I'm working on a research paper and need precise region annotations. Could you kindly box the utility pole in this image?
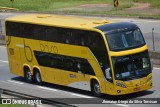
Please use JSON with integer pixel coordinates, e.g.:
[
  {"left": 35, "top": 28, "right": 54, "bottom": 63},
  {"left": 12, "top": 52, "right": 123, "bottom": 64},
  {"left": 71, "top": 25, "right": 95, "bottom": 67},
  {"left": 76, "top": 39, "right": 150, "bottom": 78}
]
[
  {"left": 10, "top": 0, "right": 14, "bottom": 8},
  {"left": 152, "top": 28, "right": 155, "bottom": 51}
]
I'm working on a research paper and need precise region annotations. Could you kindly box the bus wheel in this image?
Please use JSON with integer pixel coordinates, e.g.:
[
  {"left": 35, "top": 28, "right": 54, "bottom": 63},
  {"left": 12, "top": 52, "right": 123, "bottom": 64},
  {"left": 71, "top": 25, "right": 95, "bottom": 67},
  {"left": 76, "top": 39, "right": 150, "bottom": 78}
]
[
  {"left": 92, "top": 81, "right": 101, "bottom": 97},
  {"left": 24, "top": 68, "right": 33, "bottom": 83},
  {"left": 34, "top": 70, "right": 42, "bottom": 85}
]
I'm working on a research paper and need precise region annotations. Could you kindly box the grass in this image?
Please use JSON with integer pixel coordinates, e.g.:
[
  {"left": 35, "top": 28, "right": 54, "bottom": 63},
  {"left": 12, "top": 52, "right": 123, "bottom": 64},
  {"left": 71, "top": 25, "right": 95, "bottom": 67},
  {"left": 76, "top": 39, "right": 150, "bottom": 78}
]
[
  {"left": 0, "top": 105, "right": 25, "bottom": 107},
  {"left": 0, "top": 0, "right": 160, "bottom": 18},
  {"left": 0, "top": 0, "right": 150, "bottom": 11},
  {"left": 133, "top": 0, "right": 160, "bottom": 8},
  {"left": 0, "top": 0, "right": 111, "bottom": 11}
]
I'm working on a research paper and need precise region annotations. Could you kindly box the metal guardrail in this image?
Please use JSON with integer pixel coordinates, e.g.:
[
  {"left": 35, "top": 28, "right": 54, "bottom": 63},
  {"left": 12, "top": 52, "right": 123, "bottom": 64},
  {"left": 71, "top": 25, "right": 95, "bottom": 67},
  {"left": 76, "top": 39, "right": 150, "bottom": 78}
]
[{"left": 0, "top": 88, "right": 75, "bottom": 107}]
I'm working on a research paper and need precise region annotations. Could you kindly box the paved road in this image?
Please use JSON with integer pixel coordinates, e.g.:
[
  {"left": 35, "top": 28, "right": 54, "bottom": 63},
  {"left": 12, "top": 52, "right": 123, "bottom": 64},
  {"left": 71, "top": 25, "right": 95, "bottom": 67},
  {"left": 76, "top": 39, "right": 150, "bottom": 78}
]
[{"left": 0, "top": 46, "right": 160, "bottom": 107}]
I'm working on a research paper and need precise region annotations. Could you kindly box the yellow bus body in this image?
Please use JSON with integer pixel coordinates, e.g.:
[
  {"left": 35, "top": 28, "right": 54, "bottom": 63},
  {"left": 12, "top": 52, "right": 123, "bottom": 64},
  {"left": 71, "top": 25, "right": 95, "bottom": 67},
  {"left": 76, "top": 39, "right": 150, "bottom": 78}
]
[{"left": 5, "top": 14, "right": 152, "bottom": 95}]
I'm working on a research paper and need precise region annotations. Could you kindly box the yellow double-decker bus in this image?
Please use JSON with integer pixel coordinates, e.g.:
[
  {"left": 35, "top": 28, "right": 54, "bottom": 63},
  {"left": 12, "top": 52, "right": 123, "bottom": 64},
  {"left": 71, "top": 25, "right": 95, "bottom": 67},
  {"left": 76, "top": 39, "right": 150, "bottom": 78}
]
[{"left": 5, "top": 14, "right": 152, "bottom": 96}]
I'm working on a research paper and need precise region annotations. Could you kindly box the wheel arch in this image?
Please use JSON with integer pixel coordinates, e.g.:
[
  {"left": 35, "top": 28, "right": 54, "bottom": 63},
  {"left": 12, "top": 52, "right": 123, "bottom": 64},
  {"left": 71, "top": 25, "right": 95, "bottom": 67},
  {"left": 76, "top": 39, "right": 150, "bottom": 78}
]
[
  {"left": 23, "top": 64, "right": 32, "bottom": 76},
  {"left": 90, "top": 77, "right": 101, "bottom": 92},
  {"left": 32, "top": 66, "right": 41, "bottom": 76}
]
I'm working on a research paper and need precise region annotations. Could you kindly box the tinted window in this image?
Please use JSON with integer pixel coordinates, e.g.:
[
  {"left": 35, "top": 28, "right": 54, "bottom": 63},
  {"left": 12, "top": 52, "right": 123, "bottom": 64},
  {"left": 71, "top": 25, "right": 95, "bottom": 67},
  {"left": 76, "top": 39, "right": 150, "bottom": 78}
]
[
  {"left": 34, "top": 51, "right": 95, "bottom": 75},
  {"left": 6, "top": 22, "right": 22, "bottom": 37},
  {"left": 33, "top": 25, "right": 46, "bottom": 40},
  {"left": 76, "top": 59, "right": 95, "bottom": 75},
  {"left": 106, "top": 29, "right": 145, "bottom": 51},
  {"left": 63, "top": 58, "right": 77, "bottom": 72},
  {"left": 6, "top": 21, "right": 110, "bottom": 78}
]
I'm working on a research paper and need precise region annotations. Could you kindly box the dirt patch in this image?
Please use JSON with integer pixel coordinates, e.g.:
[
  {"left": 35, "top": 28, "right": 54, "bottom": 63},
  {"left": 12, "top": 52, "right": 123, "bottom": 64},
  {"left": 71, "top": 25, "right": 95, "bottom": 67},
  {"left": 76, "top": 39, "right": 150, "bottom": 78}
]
[
  {"left": 130, "top": 3, "right": 150, "bottom": 10},
  {"left": 57, "top": 3, "right": 113, "bottom": 12},
  {"left": 79, "top": 4, "right": 110, "bottom": 8},
  {"left": 123, "top": 3, "right": 160, "bottom": 15},
  {"left": 57, "top": 3, "right": 160, "bottom": 16}
]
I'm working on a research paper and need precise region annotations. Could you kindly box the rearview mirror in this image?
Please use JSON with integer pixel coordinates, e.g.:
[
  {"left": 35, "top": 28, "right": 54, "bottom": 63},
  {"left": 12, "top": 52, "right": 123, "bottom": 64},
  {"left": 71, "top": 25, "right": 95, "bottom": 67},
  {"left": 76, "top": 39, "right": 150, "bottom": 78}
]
[{"left": 105, "top": 68, "right": 112, "bottom": 80}]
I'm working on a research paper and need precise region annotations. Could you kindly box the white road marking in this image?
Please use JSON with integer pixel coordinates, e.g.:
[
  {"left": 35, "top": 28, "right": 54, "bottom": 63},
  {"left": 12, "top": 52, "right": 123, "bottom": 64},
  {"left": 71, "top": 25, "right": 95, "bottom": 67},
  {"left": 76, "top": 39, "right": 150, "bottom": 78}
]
[
  {"left": 37, "top": 86, "right": 58, "bottom": 92},
  {"left": 115, "top": 104, "right": 130, "bottom": 107},
  {"left": 71, "top": 93, "right": 93, "bottom": 98},
  {"left": 7, "top": 80, "right": 24, "bottom": 85},
  {"left": 0, "top": 60, "right": 8, "bottom": 63},
  {"left": 0, "top": 46, "right": 6, "bottom": 48},
  {"left": 154, "top": 67, "right": 160, "bottom": 70},
  {"left": 37, "top": 105, "right": 46, "bottom": 107},
  {"left": 30, "top": 104, "right": 46, "bottom": 107},
  {"left": 1, "top": 95, "right": 9, "bottom": 98}
]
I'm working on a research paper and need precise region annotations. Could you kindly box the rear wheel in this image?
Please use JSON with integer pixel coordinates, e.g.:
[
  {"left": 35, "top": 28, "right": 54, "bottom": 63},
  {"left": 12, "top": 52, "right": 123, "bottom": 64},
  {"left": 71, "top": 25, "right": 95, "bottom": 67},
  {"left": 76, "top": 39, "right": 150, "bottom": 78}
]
[
  {"left": 92, "top": 81, "right": 101, "bottom": 97},
  {"left": 34, "top": 70, "right": 43, "bottom": 85},
  {"left": 24, "top": 68, "right": 33, "bottom": 83}
]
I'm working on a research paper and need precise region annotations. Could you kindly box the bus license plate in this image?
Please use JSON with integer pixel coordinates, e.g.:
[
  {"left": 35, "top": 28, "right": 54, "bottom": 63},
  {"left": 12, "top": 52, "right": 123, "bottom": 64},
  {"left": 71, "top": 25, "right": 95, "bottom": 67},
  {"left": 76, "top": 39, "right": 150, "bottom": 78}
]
[{"left": 134, "top": 87, "right": 140, "bottom": 91}]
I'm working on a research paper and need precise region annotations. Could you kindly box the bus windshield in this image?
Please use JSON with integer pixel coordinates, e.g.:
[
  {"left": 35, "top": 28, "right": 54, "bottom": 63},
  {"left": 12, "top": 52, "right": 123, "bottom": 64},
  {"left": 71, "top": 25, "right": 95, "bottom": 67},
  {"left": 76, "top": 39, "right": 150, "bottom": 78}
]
[
  {"left": 105, "top": 28, "right": 145, "bottom": 51},
  {"left": 112, "top": 51, "right": 151, "bottom": 81}
]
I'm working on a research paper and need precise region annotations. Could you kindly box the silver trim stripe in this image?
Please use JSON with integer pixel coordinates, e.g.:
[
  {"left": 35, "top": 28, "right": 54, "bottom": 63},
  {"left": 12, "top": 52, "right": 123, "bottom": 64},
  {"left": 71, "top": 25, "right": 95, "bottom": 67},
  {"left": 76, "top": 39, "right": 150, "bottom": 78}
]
[{"left": 16, "top": 44, "right": 24, "bottom": 48}]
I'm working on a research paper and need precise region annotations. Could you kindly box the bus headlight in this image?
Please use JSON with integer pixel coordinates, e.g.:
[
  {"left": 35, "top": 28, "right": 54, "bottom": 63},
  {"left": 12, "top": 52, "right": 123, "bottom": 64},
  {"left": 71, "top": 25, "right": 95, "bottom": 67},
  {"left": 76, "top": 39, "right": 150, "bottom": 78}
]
[{"left": 116, "top": 82, "right": 126, "bottom": 88}]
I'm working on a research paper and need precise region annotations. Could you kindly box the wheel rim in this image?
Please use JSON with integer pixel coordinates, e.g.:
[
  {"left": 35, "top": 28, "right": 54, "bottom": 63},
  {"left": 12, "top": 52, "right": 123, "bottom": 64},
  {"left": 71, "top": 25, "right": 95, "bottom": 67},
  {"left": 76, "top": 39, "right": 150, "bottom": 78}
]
[
  {"left": 26, "top": 71, "right": 32, "bottom": 80},
  {"left": 36, "top": 72, "right": 41, "bottom": 83},
  {"left": 94, "top": 83, "right": 100, "bottom": 95}
]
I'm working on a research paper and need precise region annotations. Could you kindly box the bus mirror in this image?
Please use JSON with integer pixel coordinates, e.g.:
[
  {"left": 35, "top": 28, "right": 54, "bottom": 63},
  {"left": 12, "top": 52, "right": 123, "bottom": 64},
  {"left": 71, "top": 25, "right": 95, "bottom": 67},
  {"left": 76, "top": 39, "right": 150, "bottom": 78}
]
[{"left": 105, "top": 68, "right": 112, "bottom": 80}]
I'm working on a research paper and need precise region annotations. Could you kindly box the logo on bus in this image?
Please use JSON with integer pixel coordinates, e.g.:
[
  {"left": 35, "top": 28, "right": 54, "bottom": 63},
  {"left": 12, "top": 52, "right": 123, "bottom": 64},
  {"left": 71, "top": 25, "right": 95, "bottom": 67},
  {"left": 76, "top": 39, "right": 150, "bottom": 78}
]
[{"left": 40, "top": 42, "right": 58, "bottom": 54}]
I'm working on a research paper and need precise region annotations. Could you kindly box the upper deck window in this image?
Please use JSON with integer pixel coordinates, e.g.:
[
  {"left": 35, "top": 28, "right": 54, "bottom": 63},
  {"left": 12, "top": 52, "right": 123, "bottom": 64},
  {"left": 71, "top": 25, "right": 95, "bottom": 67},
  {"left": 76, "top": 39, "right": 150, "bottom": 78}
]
[
  {"left": 96, "top": 22, "right": 146, "bottom": 51},
  {"left": 105, "top": 28, "right": 145, "bottom": 51}
]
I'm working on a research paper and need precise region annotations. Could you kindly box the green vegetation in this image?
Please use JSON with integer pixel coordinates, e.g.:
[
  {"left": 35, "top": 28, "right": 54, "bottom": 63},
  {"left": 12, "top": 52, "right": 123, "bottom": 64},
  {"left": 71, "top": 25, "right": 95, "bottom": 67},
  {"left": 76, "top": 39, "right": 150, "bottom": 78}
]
[
  {"left": 0, "top": 105, "right": 25, "bottom": 107},
  {"left": 0, "top": 0, "right": 160, "bottom": 18},
  {"left": 133, "top": 0, "right": 160, "bottom": 8},
  {"left": 0, "top": 0, "right": 113, "bottom": 11}
]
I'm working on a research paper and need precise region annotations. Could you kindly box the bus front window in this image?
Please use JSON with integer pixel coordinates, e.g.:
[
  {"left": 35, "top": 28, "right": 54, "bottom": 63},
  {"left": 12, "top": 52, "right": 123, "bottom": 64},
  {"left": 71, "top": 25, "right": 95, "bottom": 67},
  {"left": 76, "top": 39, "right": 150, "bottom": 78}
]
[
  {"left": 106, "top": 29, "right": 145, "bottom": 51},
  {"left": 112, "top": 51, "right": 151, "bottom": 81}
]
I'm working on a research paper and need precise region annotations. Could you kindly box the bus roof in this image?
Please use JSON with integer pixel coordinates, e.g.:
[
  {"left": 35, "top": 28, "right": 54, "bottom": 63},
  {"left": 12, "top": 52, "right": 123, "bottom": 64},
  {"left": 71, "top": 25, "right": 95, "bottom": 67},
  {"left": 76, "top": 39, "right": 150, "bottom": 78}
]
[
  {"left": 96, "top": 22, "right": 139, "bottom": 34},
  {"left": 6, "top": 14, "right": 112, "bottom": 29}
]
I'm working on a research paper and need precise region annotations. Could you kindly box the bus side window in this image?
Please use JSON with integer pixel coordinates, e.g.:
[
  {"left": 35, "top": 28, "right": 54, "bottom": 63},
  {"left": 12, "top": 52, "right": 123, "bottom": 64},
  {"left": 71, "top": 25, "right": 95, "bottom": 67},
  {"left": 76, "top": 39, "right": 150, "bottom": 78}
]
[
  {"left": 12, "top": 22, "right": 21, "bottom": 37},
  {"left": 76, "top": 59, "right": 95, "bottom": 75},
  {"left": 33, "top": 25, "right": 46, "bottom": 40},
  {"left": 46, "top": 27, "right": 57, "bottom": 42},
  {"left": 63, "top": 58, "right": 76, "bottom": 72},
  {"left": 23, "top": 24, "right": 34, "bottom": 39},
  {"left": 6, "top": 21, "right": 12, "bottom": 36},
  {"left": 73, "top": 30, "right": 86, "bottom": 46}
]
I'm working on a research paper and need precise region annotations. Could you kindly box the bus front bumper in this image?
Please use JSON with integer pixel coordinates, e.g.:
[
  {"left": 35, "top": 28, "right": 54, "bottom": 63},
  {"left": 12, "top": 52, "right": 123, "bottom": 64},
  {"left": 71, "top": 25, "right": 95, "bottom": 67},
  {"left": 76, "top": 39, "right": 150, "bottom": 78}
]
[{"left": 111, "top": 80, "right": 152, "bottom": 95}]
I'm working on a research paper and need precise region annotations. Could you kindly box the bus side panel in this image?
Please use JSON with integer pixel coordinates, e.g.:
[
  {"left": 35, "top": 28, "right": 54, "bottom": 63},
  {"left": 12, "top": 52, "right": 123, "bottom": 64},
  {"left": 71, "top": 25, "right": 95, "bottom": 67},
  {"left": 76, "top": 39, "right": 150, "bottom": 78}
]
[
  {"left": 7, "top": 37, "right": 24, "bottom": 77},
  {"left": 40, "top": 67, "right": 62, "bottom": 85},
  {"left": 104, "top": 80, "right": 115, "bottom": 95}
]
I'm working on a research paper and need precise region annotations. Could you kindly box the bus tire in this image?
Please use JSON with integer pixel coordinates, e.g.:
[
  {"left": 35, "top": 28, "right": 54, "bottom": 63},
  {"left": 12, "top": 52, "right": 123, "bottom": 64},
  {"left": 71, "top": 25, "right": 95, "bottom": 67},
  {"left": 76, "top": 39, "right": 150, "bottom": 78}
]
[
  {"left": 34, "top": 70, "right": 43, "bottom": 85},
  {"left": 24, "top": 67, "right": 33, "bottom": 83},
  {"left": 92, "top": 80, "right": 101, "bottom": 97}
]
